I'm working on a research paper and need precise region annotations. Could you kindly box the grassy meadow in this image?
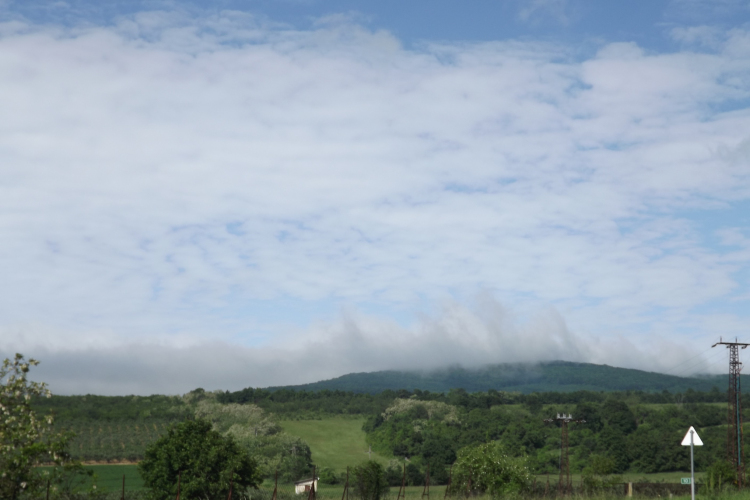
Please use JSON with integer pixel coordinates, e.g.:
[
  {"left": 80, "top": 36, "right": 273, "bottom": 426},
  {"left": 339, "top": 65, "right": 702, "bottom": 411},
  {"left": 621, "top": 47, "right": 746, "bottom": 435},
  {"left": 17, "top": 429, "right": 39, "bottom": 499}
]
[
  {"left": 37, "top": 464, "right": 144, "bottom": 492},
  {"left": 89, "top": 464, "right": 145, "bottom": 491},
  {"left": 279, "top": 417, "right": 390, "bottom": 472}
]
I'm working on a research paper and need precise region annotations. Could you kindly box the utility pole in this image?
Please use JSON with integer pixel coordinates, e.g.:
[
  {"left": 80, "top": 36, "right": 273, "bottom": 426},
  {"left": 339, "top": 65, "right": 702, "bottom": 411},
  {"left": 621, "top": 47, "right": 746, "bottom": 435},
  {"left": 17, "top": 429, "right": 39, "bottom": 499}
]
[
  {"left": 444, "top": 464, "right": 452, "bottom": 500},
  {"left": 421, "top": 464, "right": 430, "bottom": 500},
  {"left": 341, "top": 467, "right": 349, "bottom": 500},
  {"left": 397, "top": 463, "right": 406, "bottom": 500},
  {"left": 307, "top": 466, "right": 316, "bottom": 500},
  {"left": 713, "top": 337, "right": 749, "bottom": 488},
  {"left": 544, "top": 413, "right": 585, "bottom": 495}
]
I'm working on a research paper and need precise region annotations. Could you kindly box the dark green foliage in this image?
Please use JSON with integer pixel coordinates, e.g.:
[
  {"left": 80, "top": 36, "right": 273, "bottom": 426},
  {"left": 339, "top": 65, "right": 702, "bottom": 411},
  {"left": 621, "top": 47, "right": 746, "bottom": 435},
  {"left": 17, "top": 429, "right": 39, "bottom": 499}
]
[
  {"left": 317, "top": 467, "right": 339, "bottom": 485},
  {"left": 447, "top": 442, "right": 532, "bottom": 497},
  {"left": 366, "top": 395, "right": 727, "bottom": 478},
  {"left": 33, "top": 395, "right": 189, "bottom": 421},
  {"left": 574, "top": 402, "right": 603, "bottom": 432},
  {"left": 138, "top": 419, "right": 260, "bottom": 500},
  {"left": 54, "top": 419, "right": 172, "bottom": 462},
  {"left": 523, "top": 394, "right": 543, "bottom": 414},
  {"left": 0, "top": 354, "right": 85, "bottom": 500},
  {"left": 258, "top": 361, "right": 746, "bottom": 394},
  {"left": 384, "top": 462, "right": 403, "bottom": 487},
  {"left": 32, "top": 394, "right": 189, "bottom": 463},
  {"left": 218, "top": 388, "right": 399, "bottom": 418},
  {"left": 351, "top": 461, "right": 389, "bottom": 500},
  {"left": 600, "top": 399, "right": 637, "bottom": 434},
  {"left": 703, "top": 460, "right": 737, "bottom": 491},
  {"left": 581, "top": 454, "right": 620, "bottom": 493}
]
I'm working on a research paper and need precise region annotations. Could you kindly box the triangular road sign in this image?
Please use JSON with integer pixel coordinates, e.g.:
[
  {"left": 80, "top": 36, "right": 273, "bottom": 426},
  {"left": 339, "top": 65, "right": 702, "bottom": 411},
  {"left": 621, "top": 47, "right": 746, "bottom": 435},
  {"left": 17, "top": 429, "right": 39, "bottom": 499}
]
[{"left": 681, "top": 426, "right": 703, "bottom": 446}]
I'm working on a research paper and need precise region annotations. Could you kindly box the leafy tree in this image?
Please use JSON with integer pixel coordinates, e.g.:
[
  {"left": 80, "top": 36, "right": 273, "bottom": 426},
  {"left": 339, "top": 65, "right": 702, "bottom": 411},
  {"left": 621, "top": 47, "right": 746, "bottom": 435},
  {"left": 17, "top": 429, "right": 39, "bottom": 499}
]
[
  {"left": 600, "top": 399, "right": 636, "bottom": 434},
  {"left": 405, "top": 462, "right": 423, "bottom": 486},
  {"left": 703, "top": 460, "right": 737, "bottom": 491},
  {"left": 139, "top": 419, "right": 260, "bottom": 500},
  {"left": 352, "top": 461, "right": 389, "bottom": 500},
  {"left": 523, "top": 394, "right": 543, "bottom": 415},
  {"left": 384, "top": 461, "right": 404, "bottom": 487},
  {"left": 574, "top": 403, "right": 603, "bottom": 433},
  {"left": 318, "top": 467, "right": 340, "bottom": 485},
  {"left": 0, "top": 354, "right": 80, "bottom": 500},
  {"left": 581, "top": 454, "right": 620, "bottom": 493},
  {"left": 448, "top": 442, "right": 532, "bottom": 497}
]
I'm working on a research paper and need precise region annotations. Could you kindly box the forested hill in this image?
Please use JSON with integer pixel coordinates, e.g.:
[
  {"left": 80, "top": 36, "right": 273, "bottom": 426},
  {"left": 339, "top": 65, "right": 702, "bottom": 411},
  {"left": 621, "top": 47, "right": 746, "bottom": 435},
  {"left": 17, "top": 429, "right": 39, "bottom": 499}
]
[{"left": 265, "top": 361, "right": 737, "bottom": 394}]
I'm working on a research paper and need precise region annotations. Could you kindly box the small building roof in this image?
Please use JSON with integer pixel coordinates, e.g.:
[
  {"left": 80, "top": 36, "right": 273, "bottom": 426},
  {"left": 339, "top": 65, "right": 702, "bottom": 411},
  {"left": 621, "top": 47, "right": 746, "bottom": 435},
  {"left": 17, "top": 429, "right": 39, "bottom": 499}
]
[{"left": 294, "top": 477, "right": 319, "bottom": 485}]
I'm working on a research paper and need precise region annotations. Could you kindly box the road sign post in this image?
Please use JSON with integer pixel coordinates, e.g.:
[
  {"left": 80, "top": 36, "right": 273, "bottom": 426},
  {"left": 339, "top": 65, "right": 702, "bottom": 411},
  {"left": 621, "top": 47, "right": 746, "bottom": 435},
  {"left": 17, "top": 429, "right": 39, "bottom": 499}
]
[{"left": 681, "top": 427, "right": 703, "bottom": 500}]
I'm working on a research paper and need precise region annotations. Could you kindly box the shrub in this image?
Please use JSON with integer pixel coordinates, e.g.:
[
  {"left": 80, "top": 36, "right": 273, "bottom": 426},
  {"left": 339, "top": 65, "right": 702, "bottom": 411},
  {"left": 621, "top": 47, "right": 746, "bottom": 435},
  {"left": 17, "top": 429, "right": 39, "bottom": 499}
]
[
  {"left": 447, "top": 442, "right": 532, "bottom": 498},
  {"left": 138, "top": 419, "right": 260, "bottom": 500},
  {"left": 351, "top": 461, "right": 389, "bottom": 500}
]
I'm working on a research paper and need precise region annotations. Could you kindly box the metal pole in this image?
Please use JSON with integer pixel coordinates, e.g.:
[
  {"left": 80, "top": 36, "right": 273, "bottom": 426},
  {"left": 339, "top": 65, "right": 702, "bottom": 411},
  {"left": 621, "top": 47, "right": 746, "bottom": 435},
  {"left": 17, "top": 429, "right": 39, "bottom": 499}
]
[{"left": 690, "top": 430, "right": 695, "bottom": 500}]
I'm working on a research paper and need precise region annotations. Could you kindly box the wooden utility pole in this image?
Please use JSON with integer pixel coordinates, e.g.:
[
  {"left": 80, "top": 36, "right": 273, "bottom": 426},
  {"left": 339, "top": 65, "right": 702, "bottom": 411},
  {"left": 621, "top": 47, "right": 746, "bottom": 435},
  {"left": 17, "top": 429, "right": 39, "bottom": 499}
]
[
  {"left": 544, "top": 414, "right": 585, "bottom": 495},
  {"left": 307, "top": 466, "right": 317, "bottom": 500},
  {"left": 227, "top": 469, "right": 234, "bottom": 500},
  {"left": 397, "top": 464, "right": 406, "bottom": 500},
  {"left": 341, "top": 467, "right": 349, "bottom": 500},
  {"left": 444, "top": 464, "right": 452, "bottom": 500}
]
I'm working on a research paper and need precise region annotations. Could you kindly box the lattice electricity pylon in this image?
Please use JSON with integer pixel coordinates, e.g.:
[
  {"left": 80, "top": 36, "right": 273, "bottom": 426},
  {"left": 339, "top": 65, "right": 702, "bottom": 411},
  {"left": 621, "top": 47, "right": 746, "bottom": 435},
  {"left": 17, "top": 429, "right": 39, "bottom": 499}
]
[
  {"left": 544, "top": 413, "right": 585, "bottom": 495},
  {"left": 713, "top": 338, "right": 750, "bottom": 488}
]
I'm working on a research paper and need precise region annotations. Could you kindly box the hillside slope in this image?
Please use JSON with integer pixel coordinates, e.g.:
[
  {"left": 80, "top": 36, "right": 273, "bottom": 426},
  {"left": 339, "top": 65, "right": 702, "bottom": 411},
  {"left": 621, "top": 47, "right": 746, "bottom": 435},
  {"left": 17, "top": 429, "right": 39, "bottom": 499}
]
[
  {"left": 279, "top": 418, "right": 389, "bottom": 472},
  {"left": 266, "top": 361, "right": 737, "bottom": 394}
]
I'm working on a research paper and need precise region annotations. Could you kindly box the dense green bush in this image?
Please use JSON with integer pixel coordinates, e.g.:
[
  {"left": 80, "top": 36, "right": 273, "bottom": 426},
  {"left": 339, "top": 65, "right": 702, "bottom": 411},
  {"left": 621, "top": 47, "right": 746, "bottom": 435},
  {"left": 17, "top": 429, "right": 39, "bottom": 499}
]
[
  {"left": 448, "top": 442, "right": 532, "bottom": 497},
  {"left": 351, "top": 461, "right": 389, "bottom": 500},
  {"left": 138, "top": 419, "right": 260, "bottom": 500}
]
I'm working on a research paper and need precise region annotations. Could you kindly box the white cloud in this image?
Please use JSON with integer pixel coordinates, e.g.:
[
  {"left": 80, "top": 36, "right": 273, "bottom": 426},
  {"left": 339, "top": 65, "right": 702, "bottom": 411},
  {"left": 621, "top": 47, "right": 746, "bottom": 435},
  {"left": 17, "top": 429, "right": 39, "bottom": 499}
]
[
  {"left": 518, "top": 0, "right": 571, "bottom": 25},
  {"left": 0, "top": 10, "right": 749, "bottom": 393},
  {"left": 1, "top": 295, "right": 717, "bottom": 395}
]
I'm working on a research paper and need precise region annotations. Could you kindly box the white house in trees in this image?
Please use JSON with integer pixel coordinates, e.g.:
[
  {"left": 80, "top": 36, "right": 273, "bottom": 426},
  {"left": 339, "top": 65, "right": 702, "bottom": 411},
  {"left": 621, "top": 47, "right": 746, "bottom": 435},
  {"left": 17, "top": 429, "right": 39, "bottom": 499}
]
[{"left": 294, "top": 477, "right": 318, "bottom": 494}]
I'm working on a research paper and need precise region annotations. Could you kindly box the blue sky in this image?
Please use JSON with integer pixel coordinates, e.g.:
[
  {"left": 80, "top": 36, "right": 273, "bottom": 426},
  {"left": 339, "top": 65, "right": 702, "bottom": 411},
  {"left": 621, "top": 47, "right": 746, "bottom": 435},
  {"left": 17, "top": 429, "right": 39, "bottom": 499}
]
[{"left": 1, "top": 0, "right": 750, "bottom": 394}]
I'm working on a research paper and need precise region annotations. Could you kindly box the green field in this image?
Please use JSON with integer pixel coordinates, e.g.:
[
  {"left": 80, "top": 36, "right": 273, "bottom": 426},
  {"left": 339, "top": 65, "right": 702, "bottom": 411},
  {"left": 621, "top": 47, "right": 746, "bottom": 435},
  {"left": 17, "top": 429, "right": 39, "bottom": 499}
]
[
  {"left": 89, "top": 464, "right": 144, "bottom": 492},
  {"left": 279, "top": 418, "right": 390, "bottom": 472},
  {"left": 535, "top": 471, "right": 704, "bottom": 484},
  {"left": 38, "top": 464, "right": 145, "bottom": 492}
]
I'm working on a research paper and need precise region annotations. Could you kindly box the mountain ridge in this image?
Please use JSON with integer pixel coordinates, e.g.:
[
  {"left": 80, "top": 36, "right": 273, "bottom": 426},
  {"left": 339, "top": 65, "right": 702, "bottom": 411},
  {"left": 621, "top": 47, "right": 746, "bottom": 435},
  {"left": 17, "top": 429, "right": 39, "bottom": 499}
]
[{"left": 264, "top": 360, "right": 737, "bottom": 394}]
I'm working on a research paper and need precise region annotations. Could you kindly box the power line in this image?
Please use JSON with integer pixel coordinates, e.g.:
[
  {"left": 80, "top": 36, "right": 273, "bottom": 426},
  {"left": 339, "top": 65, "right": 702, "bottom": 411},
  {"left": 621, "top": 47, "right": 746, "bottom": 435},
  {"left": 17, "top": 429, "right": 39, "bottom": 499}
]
[
  {"left": 669, "top": 348, "right": 728, "bottom": 379},
  {"left": 662, "top": 345, "right": 719, "bottom": 376}
]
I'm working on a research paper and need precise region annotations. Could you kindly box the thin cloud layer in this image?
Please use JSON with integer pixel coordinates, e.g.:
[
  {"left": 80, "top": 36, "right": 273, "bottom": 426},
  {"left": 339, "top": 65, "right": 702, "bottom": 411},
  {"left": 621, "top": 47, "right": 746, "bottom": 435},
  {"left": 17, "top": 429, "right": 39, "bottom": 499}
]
[
  {"left": 0, "top": 10, "right": 749, "bottom": 393},
  {"left": 2, "top": 296, "right": 708, "bottom": 395}
]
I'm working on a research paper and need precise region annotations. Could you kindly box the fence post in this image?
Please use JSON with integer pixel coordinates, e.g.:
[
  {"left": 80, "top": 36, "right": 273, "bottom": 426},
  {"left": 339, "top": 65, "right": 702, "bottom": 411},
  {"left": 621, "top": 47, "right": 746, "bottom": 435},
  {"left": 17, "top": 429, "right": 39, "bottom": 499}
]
[
  {"left": 397, "top": 464, "right": 406, "bottom": 500},
  {"left": 444, "top": 464, "right": 452, "bottom": 500},
  {"left": 307, "top": 466, "right": 316, "bottom": 500},
  {"left": 341, "top": 467, "right": 349, "bottom": 500},
  {"left": 176, "top": 471, "right": 181, "bottom": 500}
]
